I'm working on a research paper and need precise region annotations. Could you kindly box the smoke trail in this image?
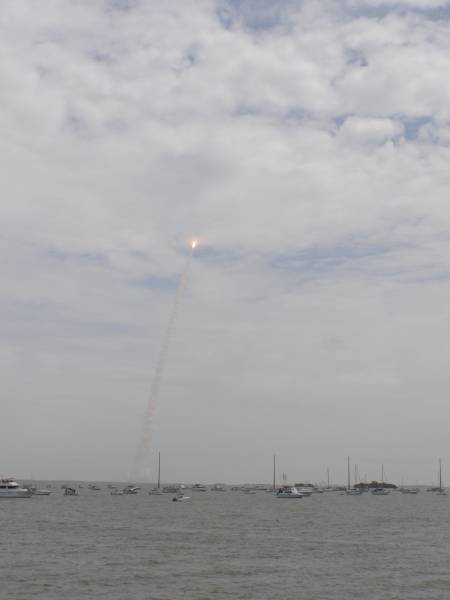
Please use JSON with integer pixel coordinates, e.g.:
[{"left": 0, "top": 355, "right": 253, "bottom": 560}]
[{"left": 132, "top": 242, "right": 197, "bottom": 481}]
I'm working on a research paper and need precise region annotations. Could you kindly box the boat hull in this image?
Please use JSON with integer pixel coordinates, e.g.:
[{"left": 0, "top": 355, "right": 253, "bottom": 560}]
[
  {"left": 0, "top": 489, "right": 32, "bottom": 498},
  {"left": 276, "top": 495, "right": 303, "bottom": 499}
]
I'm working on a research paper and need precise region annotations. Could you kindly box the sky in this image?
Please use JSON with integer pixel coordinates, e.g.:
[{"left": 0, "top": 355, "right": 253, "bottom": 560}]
[{"left": 2, "top": 0, "right": 450, "bottom": 486}]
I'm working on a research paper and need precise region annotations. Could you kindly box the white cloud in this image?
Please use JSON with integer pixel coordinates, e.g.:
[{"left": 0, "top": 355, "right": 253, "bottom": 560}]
[
  {"left": 1, "top": 0, "right": 450, "bottom": 483},
  {"left": 338, "top": 116, "right": 404, "bottom": 142}
]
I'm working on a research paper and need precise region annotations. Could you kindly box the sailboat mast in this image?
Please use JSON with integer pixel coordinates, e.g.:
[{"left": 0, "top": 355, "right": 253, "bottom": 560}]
[
  {"left": 439, "top": 457, "right": 442, "bottom": 491},
  {"left": 347, "top": 456, "right": 351, "bottom": 491},
  {"left": 272, "top": 455, "right": 276, "bottom": 492},
  {"left": 157, "top": 452, "right": 161, "bottom": 490}
]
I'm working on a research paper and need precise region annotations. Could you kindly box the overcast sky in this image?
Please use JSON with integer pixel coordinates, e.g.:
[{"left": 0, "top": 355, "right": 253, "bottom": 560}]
[{"left": 2, "top": 0, "right": 450, "bottom": 486}]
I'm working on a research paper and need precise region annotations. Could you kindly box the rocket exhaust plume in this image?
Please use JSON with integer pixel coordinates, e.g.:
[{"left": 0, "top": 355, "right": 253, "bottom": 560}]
[{"left": 132, "top": 241, "right": 197, "bottom": 481}]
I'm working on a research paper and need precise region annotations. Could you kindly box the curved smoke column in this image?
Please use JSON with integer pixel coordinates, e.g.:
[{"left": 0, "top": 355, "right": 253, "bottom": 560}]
[{"left": 132, "top": 241, "right": 197, "bottom": 481}]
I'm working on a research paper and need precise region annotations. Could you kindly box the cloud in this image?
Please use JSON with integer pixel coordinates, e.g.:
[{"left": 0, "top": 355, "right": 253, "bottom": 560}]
[
  {"left": 338, "top": 116, "right": 404, "bottom": 143},
  {"left": 1, "top": 0, "right": 450, "bottom": 483}
]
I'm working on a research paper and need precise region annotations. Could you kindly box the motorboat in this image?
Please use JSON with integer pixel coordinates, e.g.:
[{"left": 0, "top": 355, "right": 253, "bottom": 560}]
[
  {"left": 399, "top": 487, "right": 419, "bottom": 494},
  {"left": 163, "top": 485, "right": 180, "bottom": 493},
  {"left": 32, "top": 488, "right": 51, "bottom": 496},
  {"left": 371, "top": 487, "right": 390, "bottom": 495},
  {"left": 276, "top": 485, "right": 303, "bottom": 498},
  {"left": 123, "top": 485, "right": 140, "bottom": 494},
  {"left": 172, "top": 493, "right": 190, "bottom": 502},
  {"left": 211, "top": 483, "right": 227, "bottom": 491},
  {"left": 0, "top": 477, "right": 32, "bottom": 498},
  {"left": 191, "top": 483, "right": 208, "bottom": 492},
  {"left": 345, "top": 488, "right": 363, "bottom": 496},
  {"left": 110, "top": 488, "right": 124, "bottom": 495},
  {"left": 23, "top": 482, "right": 51, "bottom": 496},
  {"left": 64, "top": 487, "right": 78, "bottom": 496},
  {"left": 294, "top": 485, "right": 313, "bottom": 497},
  {"left": 87, "top": 484, "right": 102, "bottom": 491}
]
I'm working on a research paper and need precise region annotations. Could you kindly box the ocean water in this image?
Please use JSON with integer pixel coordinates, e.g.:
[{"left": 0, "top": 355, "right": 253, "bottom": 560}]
[{"left": 2, "top": 486, "right": 449, "bottom": 599}]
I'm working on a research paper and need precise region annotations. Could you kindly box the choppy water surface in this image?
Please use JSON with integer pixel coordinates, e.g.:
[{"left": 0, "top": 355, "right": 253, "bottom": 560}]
[{"left": 1, "top": 486, "right": 449, "bottom": 599}]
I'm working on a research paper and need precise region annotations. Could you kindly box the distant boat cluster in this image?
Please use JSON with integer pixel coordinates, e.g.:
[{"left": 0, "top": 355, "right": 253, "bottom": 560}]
[
  {"left": 1, "top": 478, "right": 448, "bottom": 500},
  {"left": 1, "top": 458, "right": 446, "bottom": 500}
]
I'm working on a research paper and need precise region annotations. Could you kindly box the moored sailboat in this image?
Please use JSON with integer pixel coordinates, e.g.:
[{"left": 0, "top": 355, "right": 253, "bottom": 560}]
[
  {"left": 345, "top": 457, "right": 362, "bottom": 496},
  {"left": 436, "top": 458, "right": 447, "bottom": 496},
  {"left": 148, "top": 452, "right": 163, "bottom": 495}
]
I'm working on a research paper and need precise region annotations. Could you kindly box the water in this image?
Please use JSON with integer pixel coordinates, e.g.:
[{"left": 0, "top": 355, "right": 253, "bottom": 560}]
[{"left": 2, "top": 487, "right": 449, "bottom": 599}]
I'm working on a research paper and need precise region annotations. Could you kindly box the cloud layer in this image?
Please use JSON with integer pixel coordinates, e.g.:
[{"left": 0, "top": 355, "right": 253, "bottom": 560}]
[{"left": 2, "top": 0, "right": 450, "bottom": 484}]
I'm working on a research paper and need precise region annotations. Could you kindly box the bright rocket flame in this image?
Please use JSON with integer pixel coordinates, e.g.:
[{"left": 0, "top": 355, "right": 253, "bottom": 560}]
[{"left": 191, "top": 240, "right": 198, "bottom": 249}]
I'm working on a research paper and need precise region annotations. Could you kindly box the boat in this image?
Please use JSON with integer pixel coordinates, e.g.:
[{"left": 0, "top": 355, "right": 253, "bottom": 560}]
[
  {"left": 371, "top": 464, "right": 390, "bottom": 495},
  {"left": 23, "top": 481, "right": 51, "bottom": 496},
  {"left": 123, "top": 485, "right": 140, "bottom": 494},
  {"left": 399, "top": 487, "right": 419, "bottom": 494},
  {"left": 191, "top": 483, "right": 208, "bottom": 492},
  {"left": 172, "top": 493, "right": 190, "bottom": 502},
  {"left": 110, "top": 488, "right": 124, "bottom": 495},
  {"left": 162, "top": 485, "right": 180, "bottom": 493},
  {"left": 149, "top": 452, "right": 163, "bottom": 495},
  {"left": 64, "top": 487, "right": 78, "bottom": 496},
  {"left": 294, "top": 484, "right": 313, "bottom": 497},
  {"left": 371, "top": 487, "right": 390, "bottom": 495},
  {"left": 436, "top": 458, "right": 447, "bottom": 495},
  {"left": 276, "top": 485, "right": 303, "bottom": 498},
  {"left": 272, "top": 455, "right": 277, "bottom": 493},
  {"left": 87, "top": 484, "right": 102, "bottom": 491},
  {"left": 32, "top": 488, "right": 51, "bottom": 496},
  {"left": 0, "top": 477, "right": 32, "bottom": 498},
  {"left": 345, "top": 457, "right": 362, "bottom": 496},
  {"left": 211, "top": 483, "right": 227, "bottom": 491}
]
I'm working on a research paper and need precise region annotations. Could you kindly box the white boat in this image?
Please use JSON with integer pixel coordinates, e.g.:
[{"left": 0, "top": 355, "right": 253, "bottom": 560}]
[
  {"left": 191, "top": 483, "right": 208, "bottom": 492},
  {"left": 24, "top": 482, "right": 51, "bottom": 496},
  {"left": 294, "top": 484, "right": 313, "bottom": 497},
  {"left": 172, "top": 493, "right": 190, "bottom": 502},
  {"left": 163, "top": 485, "right": 180, "bottom": 493},
  {"left": 110, "top": 487, "right": 124, "bottom": 495},
  {"left": 88, "top": 484, "right": 102, "bottom": 491},
  {"left": 211, "top": 483, "right": 227, "bottom": 492},
  {"left": 32, "top": 488, "right": 51, "bottom": 496},
  {"left": 123, "top": 485, "right": 140, "bottom": 494},
  {"left": 276, "top": 485, "right": 303, "bottom": 498},
  {"left": 371, "top": 487, "right": 390, "bottom": 495},
  {"left": 346, "top": 489, "right": 363, "bottom": 496},
  {"left": 399, "top": 487, "right": 419, "bottom": 494},
  {"left": 0, "top": 477, "right": 32, "bottom": 498}
]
